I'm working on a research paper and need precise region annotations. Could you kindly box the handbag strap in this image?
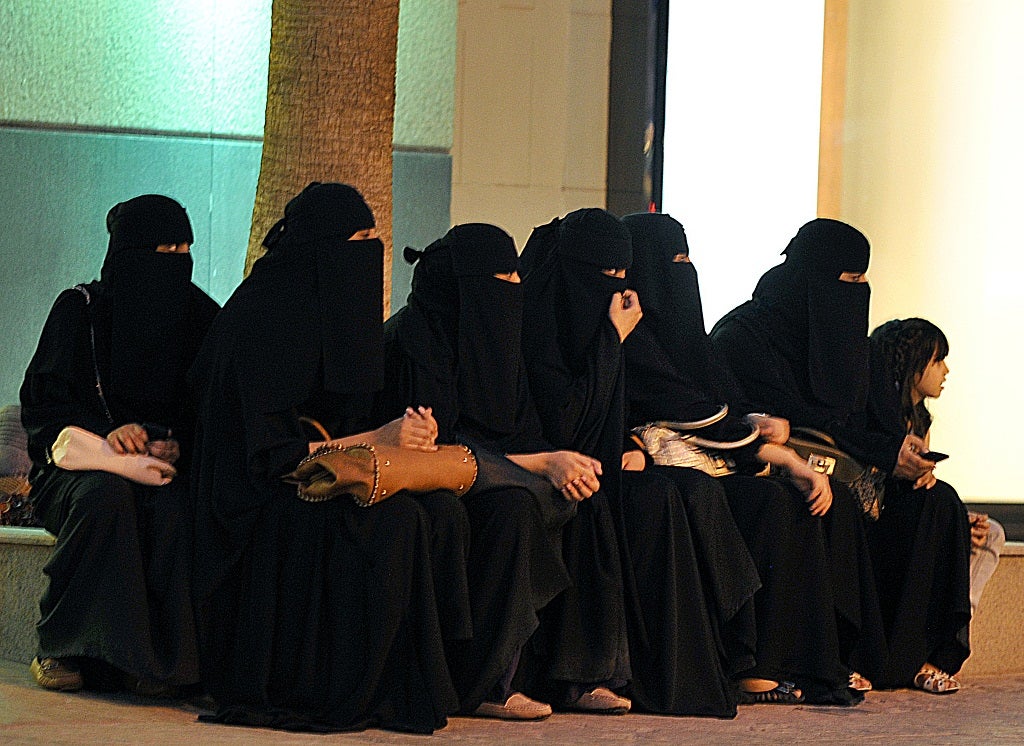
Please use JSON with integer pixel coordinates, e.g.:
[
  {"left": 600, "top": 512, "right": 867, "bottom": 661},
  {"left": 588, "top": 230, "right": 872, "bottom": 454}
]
[
  {"left": 790, "top": 426, "right": 838, "bottom": 447},
  {"left": 652, "top": 403, "right": 729, "bottom": 431},
  {"left": 72, "top": 285, "right": 114, "bottom": 426},
  {"left": 682, "top": 420, "right": 760, "bottom": 450},
  {"left": 298, "top": 416, "right": 332, "bottom": 441}
]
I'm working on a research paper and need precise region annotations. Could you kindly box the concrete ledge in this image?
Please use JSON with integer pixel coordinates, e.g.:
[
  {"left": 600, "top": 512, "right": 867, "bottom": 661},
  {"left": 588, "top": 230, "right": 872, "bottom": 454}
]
[
  {"left": 961, "top": 543, "right": 1024, "bottom": 678},
  {"left": 2, "top": 528, "right": 1023, "bottom": 673},
  {"left": 0, "top": 527, "right": 55, "bottom": 546},
  {"left": 0, "top": 528, "right": 52, "bottom": 663}
]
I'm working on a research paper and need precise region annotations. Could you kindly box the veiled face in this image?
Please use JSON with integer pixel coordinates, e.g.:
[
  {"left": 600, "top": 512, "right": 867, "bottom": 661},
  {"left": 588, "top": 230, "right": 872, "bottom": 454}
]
[
  {"left": 349, "top": 228, "right": 379, "bottom": 241},
  {"left": 838, "top": 270, "right": 867, "bottom": 283},
  {"left": 155, "top": 242, "right": 191, "bottom": 254},
  {"left": 602, "top": 268, "right": 627, "bottom": 278}
]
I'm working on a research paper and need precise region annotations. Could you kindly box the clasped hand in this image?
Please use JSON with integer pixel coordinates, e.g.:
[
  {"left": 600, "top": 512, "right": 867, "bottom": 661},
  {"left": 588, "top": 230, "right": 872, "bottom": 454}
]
[
  {"left": 106, "top": 423, "right": 180, "bottom": 464},
  {"left": 375, "top": 406, "right": 439, "bottom": 451},
  {"left": 546, "top": 451, "right": 603, "bottom": 502}
]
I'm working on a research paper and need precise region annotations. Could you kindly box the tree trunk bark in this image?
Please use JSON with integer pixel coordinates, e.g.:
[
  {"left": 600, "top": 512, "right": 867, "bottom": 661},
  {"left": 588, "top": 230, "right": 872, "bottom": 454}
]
[{"left": 246, "top": 0, "right": 399, "bottom": 310}]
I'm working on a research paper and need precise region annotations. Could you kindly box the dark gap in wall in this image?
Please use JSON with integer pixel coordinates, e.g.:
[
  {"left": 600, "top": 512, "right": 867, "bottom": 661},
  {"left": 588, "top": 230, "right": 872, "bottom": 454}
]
[{"left": 0, "top": 120, "right": 262, "bottom": 143}]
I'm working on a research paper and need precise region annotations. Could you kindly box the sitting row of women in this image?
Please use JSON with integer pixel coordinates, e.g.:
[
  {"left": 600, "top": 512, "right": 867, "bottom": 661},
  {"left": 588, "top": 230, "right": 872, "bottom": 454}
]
[{"left": 20, "top": 183, "right": 976, "bottom": 735}]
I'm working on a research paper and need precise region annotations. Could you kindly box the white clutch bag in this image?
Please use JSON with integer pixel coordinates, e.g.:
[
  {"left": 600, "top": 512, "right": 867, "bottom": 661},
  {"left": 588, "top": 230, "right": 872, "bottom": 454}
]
[{"left": 50, "top": 426, "right": 176, "bottom": 486}]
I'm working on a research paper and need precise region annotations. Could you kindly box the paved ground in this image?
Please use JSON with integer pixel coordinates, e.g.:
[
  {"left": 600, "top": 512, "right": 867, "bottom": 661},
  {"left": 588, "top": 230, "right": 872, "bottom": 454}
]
[{"left": 1, "top": 659, "right": 1021, "bottom": 745}]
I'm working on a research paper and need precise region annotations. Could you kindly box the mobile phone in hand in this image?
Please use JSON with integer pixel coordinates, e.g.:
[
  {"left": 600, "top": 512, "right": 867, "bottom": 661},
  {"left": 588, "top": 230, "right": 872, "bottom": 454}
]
[
  {"left": 142, "top": 423, "right": 172, "bottom": 441},
  {"left": 920, "top": 450, "right": 949, "bottom": 463}
]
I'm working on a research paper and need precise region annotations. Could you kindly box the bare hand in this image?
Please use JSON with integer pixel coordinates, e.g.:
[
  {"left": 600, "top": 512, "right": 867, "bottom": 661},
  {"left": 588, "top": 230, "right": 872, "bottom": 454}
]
[
  {"left": 154, "top": 460, "right": 178, "bottom": 480},
  {"left": 107, "top": 423, "right": 149, "bottom": 455},
  {"left": 545, "top": 451, "right": 602, "bottom": 502},
  {"left": 894, "top": 434, "right": 934, "bottom": 482},
  {"left": 608, "top": 290, "right": 643, "bottom": 342},
  {"left": 745, "top": 414, "right": 790, "bottom": 445},
  {"left": 375, "top": 406, "right": 438, "bottom": 451},
  {"left": 913, "top": 470, "right": 938, "bottom": 490},
  {"left": 968, "top": 511, "right": 991, "bottom": 550},
  {"left": 147, "top": 439, "right": 180, "bottom": 464},
  {"left": 621, "top": 450, "right": 646, "bottom": 471},
  {"left": 787, "top": 460, "right": 833, "bottom": 516}
]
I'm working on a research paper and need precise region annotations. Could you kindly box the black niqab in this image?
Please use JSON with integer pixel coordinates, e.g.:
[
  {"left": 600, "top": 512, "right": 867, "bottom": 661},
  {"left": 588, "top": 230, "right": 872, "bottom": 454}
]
[
  {"left": 521, "top": 208, "right": 632, "bottom": 368},
  {"left": 398, "top": 223, "right": 530, "bottom": 449},
  {"left": 622, "top": 213, "right": 713, "bottom": 392},
  {"left": 751, "top": 218, "right": 871, "bottom": 412},
  {"left": 227, "top": 182, "right": 383, "bottom": 413},
  {"left": 621, "top": 212, "right": 759, "bottom": 453},
  {"left": 99, "top": 195, "right": 195, "bottom": 408}
]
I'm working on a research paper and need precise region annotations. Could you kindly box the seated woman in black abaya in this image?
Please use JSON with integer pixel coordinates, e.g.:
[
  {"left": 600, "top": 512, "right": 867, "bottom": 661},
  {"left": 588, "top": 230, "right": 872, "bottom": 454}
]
[
  {"left": 189, "top": 183, "right": 473, "bottom": 733},
  {"left": 519, "top": 208, "right": 765, "bottom": 718},
  {"left": 20, "top": 195, "right": 219, "bottom": 695},
  {"left": 621, "top": 212, "right": 884, "bottom": 706},
  {"left": 382, "top": 222, "right": 627, "bottom": 719},
  {"left": 710, "top": 219, "right": 970, "bottom": 694}
]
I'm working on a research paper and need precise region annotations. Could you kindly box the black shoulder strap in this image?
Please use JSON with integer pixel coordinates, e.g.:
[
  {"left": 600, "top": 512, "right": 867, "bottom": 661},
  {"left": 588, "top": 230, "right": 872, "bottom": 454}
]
[{"left": 72, "top": 284, "right": 114, "bottom": 425}]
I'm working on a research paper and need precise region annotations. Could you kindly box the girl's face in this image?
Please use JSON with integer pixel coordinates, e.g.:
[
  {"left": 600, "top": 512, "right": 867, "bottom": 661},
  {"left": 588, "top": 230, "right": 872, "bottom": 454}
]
[{"left": 912, "top": 351, "right": 949, "bottom": 402}]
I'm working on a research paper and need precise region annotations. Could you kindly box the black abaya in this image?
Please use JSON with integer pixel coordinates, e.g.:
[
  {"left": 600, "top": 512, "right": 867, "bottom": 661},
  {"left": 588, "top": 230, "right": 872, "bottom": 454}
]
[
  {"left": 709, "top": 218, "right": 970, "bottom": 689},
  {"left": 382, "top": 224, "right": 575, "bottom": 711},
  {"left": 621, "top": 212, "right": 884, "bottom": 705},
  {"left": 20, "top": 195, "right": 219, "bottom": 690},
  {"left": 189, "top": 183, "right": 460, "bottom": 733},
  {"left": 520, "top": 211, "right": 634, "bottom": 697},
  {"left": 866, "top": 320, "right": 971, "bottom": 687},
  {"left": 520, "top": 210, "right": 764, "bottom": 714}
]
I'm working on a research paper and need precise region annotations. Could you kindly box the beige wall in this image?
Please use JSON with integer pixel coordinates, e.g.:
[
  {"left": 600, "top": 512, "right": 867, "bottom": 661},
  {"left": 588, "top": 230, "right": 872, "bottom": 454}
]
[
  {"left": 841, "top": 1, "right": 1024, "bottom": 502},
  {"left": 450, "top": 0, "right": 611, "bottom": 248}
]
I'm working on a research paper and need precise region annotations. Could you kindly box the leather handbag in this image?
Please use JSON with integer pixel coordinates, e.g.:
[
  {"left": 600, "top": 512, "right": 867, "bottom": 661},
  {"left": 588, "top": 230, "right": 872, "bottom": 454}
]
[
  {"left": 285, "top": 442, "right": 478, "bottom": 507},
  {"left": 634, "top": 404, "right": 760, "bottom": 478},
  {"left": 784, "top": 427, "right": 886, "bottom": 519},
  {"left": 49, "top": 426, "right": 176, "bottom": 486}
]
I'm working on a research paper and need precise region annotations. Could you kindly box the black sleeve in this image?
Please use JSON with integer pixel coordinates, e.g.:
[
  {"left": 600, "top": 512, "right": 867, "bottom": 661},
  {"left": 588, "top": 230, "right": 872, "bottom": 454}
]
[
  {"left": 526, "top": 319, "right": 623, "bottom": 452},
  {"left": 623, "top": 324, "right": 722, "bottom": 426},
  {"left": 711, "top": 312, "right": 902, "bottom": 474},
  {"left": 19, "top": 290, "right": 116, "bottom": 465},
  {"left": 379, "top": 320, "right": 460, "bottom": 444}
]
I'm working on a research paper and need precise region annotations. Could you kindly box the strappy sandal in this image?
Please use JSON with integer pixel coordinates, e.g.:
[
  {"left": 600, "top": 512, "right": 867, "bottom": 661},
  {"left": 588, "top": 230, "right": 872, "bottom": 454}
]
[
  {"left": 913, "top": 668, "right": 961, "bottom": 695},
  {"left": 738, "top": 680, "right": 805, "bottom": 704},
  {"left": 849, "top": 671, "right": 873, "bottom": 692}
]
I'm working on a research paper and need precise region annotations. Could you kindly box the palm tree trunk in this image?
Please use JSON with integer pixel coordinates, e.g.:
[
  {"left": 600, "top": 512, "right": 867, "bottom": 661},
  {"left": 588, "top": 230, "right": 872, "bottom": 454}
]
[{"left": 246, "top": 0, "right": 399, "bottom": 309}]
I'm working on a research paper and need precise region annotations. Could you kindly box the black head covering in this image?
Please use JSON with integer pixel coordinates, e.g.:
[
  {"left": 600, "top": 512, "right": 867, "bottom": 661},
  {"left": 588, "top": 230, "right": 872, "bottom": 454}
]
[
  {"left": 752, "top": 218, "right": 871, "bottom": 412},
  {"left": 261, "top": 182, "right": 375, "bottom": 251},
  {"left": 621, "top": 212, "right": 760, "bottom": 440},
  {"left": 398, "top": 223, "right": 532, "bottom": 448},
  {"left": 521, "top": 208, "right": 632, "bottom": 366},
  {"left": 99, "top": 194, "right": 196, "bottom": 407},
  {"left": 622, "top": 212, "right": 713, "bottom": 386},
  {"left": 225, "top": 182, "right": 383, "bottom": 413},
  {"left": 104, "top": 194, "right": 194, "bottom": 256}
]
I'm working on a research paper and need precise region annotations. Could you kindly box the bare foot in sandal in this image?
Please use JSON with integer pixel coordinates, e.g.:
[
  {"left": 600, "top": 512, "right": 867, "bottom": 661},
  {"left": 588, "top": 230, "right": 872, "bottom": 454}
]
[
  {"left": 849, "top": 671, "right": 873, "bottom": 692},
  {"left": 738, "top": 678, "right": 804, "bottom": 704},
  {"left": 914, "top": 664, "right": 961, "bottom": 694}
]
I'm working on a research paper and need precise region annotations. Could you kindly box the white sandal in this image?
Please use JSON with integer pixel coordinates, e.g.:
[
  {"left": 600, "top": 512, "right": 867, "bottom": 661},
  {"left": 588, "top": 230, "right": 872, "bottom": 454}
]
[{"left": 913, "top": 668, "right": 961, "bottom": 694}]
